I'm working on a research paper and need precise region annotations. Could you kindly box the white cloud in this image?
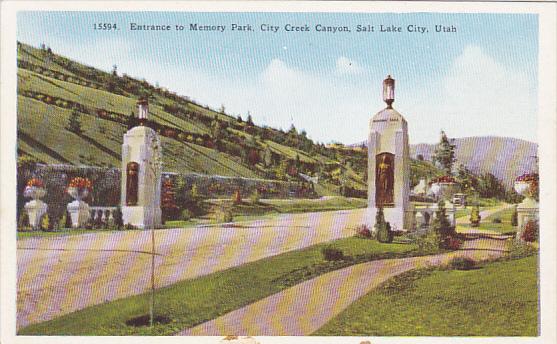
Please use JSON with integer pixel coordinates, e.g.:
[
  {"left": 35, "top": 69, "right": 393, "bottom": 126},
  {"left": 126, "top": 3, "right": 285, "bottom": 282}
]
[
  {"left": 437, "top": 45, "right": 536, "bottom": 141},
  {"left": 156, "top": 58, "right": 373, "bottom": 144}
]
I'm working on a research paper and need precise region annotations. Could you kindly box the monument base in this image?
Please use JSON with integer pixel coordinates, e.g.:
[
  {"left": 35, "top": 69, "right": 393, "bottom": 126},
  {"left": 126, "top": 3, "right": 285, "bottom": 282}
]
[
  {"left": 369, "top": 206, "right": 414, "bottom": 232},
  {"left": 122, "top": 206, "right": 162, "bottom": 229}
]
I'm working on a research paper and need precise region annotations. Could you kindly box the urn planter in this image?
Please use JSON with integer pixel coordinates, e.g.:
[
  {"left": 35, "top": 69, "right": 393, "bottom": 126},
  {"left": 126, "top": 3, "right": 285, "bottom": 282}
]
[
  {"left": 23, "top": 186, "right": 48, "bottom": 230},
  {"left": 67, "top": 187, "right": 91, "bottom": 228}
]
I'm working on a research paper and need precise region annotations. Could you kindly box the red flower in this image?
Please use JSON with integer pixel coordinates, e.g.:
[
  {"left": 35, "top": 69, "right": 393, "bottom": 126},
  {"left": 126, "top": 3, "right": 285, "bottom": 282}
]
[
  {"left": 26, "top": 178, "right": 44, "bottom": 188},
  {"left": 68, "top": 177, "right": 93, "bottom": 190}
]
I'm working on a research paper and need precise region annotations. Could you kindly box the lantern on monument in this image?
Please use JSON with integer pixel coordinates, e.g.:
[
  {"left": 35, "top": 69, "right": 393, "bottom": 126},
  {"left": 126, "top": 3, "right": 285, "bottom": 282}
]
[
  {"left": 383, "top": 75, "right": 395, "bottom": 108},
  {"left": 137, "top": 97, "right": 149, "bottom": 125}
]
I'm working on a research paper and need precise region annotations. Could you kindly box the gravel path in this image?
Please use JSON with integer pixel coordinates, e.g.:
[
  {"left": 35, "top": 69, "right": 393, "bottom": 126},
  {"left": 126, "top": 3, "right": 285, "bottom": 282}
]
[{"left": 17, "top": 208, "right": 371, "bottom": 329}]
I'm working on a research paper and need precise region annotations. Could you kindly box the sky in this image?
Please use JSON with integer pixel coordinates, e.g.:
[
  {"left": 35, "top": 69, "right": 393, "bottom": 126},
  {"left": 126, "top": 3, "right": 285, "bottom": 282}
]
[{"left": 17, "top": 11, "right": 538, "bottom": 144}]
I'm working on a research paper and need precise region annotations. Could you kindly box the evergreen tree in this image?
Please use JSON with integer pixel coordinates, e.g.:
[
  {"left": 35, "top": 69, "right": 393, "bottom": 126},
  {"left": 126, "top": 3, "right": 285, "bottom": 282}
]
[
  {"left": 246, "top": 112, "right": 254, "bottom": 126},
  {"left": 432, "top": 131, "right": 456, "bottom": 174},
  {"left": 67, "top": 108, "right": 82, "bottom": 133},
  {"left": 264, "top": 146, "right": 273, "bottom": 167},
  {"left": 431, "top": 200, "right": 454, "bottom": 241}
]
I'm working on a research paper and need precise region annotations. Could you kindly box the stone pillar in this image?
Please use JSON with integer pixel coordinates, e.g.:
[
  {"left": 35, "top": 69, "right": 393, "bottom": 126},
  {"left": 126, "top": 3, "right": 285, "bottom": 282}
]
[
  {"left": 121, "top": 126, "right": 162, "bottom": 229},
  {"left": 368, "top": 103, "right": 411, "bottom": 231}
]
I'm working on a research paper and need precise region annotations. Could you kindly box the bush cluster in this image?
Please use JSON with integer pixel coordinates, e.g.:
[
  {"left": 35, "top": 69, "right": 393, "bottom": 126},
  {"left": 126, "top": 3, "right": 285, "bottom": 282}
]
[
  {"left": 321, "top": 246, "right": 345, "bottom": 261},
  {"left": 449, "top": 257, "right": 476, "bottom": 270},
  {"left": 521, "top": 219, "right": 539, "bottom": 242},
  {"left": 354, "top": 224, "right": 373, "bottom": 239}
]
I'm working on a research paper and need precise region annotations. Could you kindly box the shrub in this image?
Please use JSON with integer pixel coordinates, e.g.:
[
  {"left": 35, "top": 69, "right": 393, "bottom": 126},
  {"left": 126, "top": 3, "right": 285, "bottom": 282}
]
[
  {"left": 443, "top": 236, "right": 462, "bottom": 250},
  {"left": 249, "top": 190, "right": 261, "bottom": 204},
  {"left": 470, "top": 206, "right": 481, "bottom": 227},
  {"left": 521, "top": 219, "right": 539, "bottom": 242},
  {"left": 354, "top": 224, "right": 372, "bottom": 239},
  {"left": 492, "top": 217, "right": 502, "bottom": 224},
  {"left": 321, "top": 246, "right": 344, "bottom": 261},
  {"left": 180, "top": 209, "right": 193, "bottom": 221},
  {"left": 58, "top": 211, "right": 68, "bottom": 229},
  {"left": 511, "top": 207, "right": 518, "bottom": 227},
  {"left": 415, "top": 231, "right": 440, "bottom": 254},
  {"left": 215, "top": 205, "right": 233, "bottom": 223},
  {"left": 18, "top": 212, "right": 30, "bottom": 231},
  {"left": 40, "top": 214, "right": 49, "bottom": 231},
  {"left": 233, "top": 189, "right": 242, "bottom": 205},
  {"left": 508, "top": 239, "right": 538, "bottom": 259},
  {"left": 113, "top": 207, "right": 123, "bottom": 229},
  {"left": 376, "top": 222, "right": 393, "bottom": 243},
  {"left": 124, "top": 223, "right": 137, "bottom": 230},
  {"left": 432, "top": 200, "right": 455, "bottom": 240},
  {"left": 449, "top": 257, "right": 476, "bottom": 270}
]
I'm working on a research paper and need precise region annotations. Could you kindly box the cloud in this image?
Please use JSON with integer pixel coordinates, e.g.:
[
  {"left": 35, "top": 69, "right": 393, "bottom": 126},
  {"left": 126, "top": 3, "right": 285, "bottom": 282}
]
[
  {"left": 437, "top": 45, "right": 536, "bottom": 141},
  {"left": 154, "top": 58, "right": 373, "bottom": 144},
  {"left": 335, "top": 56, "right": 364, "bottom": 75}
]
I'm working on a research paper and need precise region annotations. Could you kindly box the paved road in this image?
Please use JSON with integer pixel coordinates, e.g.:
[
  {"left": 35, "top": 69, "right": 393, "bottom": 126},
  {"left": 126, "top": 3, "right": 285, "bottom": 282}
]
[
  {"left": 180, "top": 206, "right": 514, "bottom": 336},
  {"left": 17, "top": 208, "right": 371, "bottom": 329}
]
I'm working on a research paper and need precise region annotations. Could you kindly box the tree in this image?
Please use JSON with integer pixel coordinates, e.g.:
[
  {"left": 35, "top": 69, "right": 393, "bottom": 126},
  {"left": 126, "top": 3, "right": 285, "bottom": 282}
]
[
  {"left": 263, "top": 146, "right": 273, "bottom": 168},
  {"left": 276, "top": 158, "right": 289, "bottom": 181},
  {"left": 375, "top": 207, "right": 393, "bottom": 243},
  {"left": 161, "top": 177, "right": 179, "bottom": 221},
  {"left": 432, "top": 131, "right": 456, "bottom": 174},
  {"left": 219, "top": 104, "right": 226, "bottom": 114},
  {"left": 431, "top": 200, "right": 454, "bottom": 242},
  {"left": 476, "top": 173, "right": 505, "bottom": 199},
  {"left": 246, "top": 112, "right": 254, "bottom": 126},
  {"left": 237, "top": 115, "right": 243, "bottom": 122},
  {"left": 112, "top": 64, "right": 118, "bottom": 76},
  {"left": 67, "top": 108, "right": 82, "bottom": 133},
  {"left": 470, "top": 205, "right": 481, "bottom": 227}
]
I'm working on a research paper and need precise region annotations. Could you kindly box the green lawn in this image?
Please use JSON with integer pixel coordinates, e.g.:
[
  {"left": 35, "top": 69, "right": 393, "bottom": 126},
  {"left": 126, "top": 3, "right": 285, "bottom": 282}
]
[
  {"left": 314, "top": 255, "right": 538, "bottom": 336},
  {"left": 18, "top": 237, "right": 420, "bottom": 336},
  {"left": 460, "top": 206, "right": 517, "bottom": 235}
]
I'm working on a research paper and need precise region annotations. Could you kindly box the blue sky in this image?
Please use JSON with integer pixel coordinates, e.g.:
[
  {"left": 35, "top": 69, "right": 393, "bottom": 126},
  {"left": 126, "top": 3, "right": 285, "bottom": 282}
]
[{"left": 17, "top": 11, "right": 538, "bottom": 144}]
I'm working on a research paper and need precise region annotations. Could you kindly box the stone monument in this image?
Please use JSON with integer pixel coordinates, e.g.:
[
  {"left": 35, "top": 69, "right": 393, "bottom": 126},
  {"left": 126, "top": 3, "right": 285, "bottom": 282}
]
[
  {"left": 368, "top": 76, "right": 412, "bottom": 231},
  {"left": 121, "top": 98, "right": 162, "bottom": 229}
]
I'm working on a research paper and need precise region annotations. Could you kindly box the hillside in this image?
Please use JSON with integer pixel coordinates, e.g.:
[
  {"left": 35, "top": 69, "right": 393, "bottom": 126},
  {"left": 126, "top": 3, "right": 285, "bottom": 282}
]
[
  {"left": 16, "top": 42, "right": 369, "bottom": 196},
  {"left": 410, "top": 137, "right": 537, "bottom": 188}
]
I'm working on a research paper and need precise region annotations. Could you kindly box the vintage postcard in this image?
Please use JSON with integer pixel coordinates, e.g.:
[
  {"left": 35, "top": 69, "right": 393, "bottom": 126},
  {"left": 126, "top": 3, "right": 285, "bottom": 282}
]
[{"left": 1, "top": 1, "right": 556, "bottom": 344}]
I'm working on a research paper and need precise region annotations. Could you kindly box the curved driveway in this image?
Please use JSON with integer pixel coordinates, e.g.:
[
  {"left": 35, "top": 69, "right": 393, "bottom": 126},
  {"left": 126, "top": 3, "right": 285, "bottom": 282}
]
[{"left": 17, "top": 208, "right": 371, "bottom": 328}]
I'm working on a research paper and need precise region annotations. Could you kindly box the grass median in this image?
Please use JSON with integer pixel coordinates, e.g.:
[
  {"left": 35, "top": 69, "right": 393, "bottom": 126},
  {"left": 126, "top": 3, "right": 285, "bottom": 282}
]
[
  {"left": 19, "top": 236, "right": 420, "bottom": 336},
  {"left": 314, "top": 254, "right": 538, "bottom": 336}
]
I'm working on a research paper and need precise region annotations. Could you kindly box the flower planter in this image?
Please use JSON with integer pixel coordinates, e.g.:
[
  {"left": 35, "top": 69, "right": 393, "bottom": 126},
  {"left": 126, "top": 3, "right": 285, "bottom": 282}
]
[
  {"left": 430, "top": 182, "right": 457, "bottom": 200},
  {"left": 66, "top": 186, "right": 91, "bottom": 228},
  {"left": 23, "top": 186, "right": 47, "bottom": 230},
  {"left": 514, "top": 181, "right": 533, "bottom": 198}
]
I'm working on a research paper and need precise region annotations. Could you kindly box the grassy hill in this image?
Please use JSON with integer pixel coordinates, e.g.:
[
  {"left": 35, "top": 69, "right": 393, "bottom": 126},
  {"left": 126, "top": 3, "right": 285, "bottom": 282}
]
[
  {"left": 17, "top": 42, "right": 362, "bottom": 193},
  {"left": 411, "top": 137, "right": 537, "bottom": 188}
]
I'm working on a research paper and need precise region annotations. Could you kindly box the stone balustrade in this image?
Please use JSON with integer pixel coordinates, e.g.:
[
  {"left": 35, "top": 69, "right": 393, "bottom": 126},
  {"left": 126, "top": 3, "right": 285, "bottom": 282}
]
[
  {"left": 89, "top": 206, "right": 118, "bottom": 224},
  {"left": 412, "top": 203, "right": 456, "bottom": 230}
]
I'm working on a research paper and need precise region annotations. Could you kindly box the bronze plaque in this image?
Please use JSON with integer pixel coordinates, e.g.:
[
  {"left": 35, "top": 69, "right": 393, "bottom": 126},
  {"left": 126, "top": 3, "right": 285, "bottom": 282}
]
[
  {"left": 375, "top": 153, "right": 394, "bottom": 207},
  {"left": 126, "top": 162, "right": 139, "bottom": 206}
]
